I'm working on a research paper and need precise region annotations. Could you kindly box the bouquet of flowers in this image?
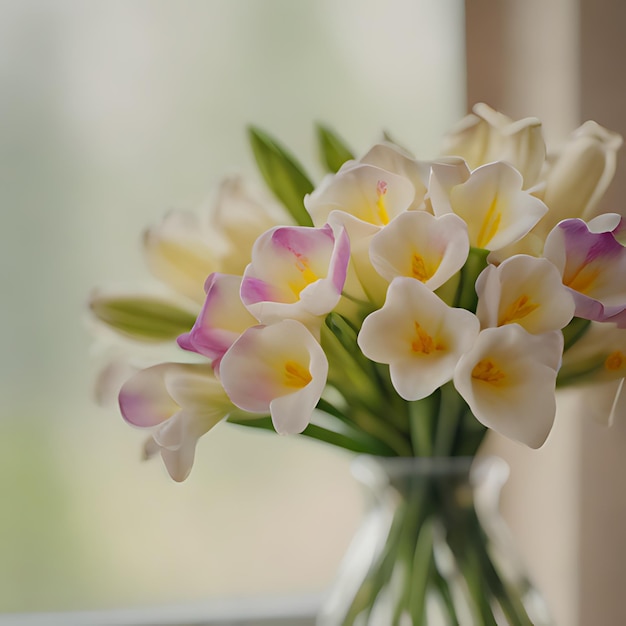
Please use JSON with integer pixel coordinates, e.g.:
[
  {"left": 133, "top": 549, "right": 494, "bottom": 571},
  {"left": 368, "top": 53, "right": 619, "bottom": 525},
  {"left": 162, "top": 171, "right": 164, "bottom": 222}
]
[{"left": 90, "top": 104, "right": 623, "bottom": 624}]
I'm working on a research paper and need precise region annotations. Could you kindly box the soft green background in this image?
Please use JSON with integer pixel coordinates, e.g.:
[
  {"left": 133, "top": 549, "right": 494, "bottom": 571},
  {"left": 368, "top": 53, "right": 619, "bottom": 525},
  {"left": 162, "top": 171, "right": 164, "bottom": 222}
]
[{"left": 0, "top": 0, "right": 465, "bottom": 613}]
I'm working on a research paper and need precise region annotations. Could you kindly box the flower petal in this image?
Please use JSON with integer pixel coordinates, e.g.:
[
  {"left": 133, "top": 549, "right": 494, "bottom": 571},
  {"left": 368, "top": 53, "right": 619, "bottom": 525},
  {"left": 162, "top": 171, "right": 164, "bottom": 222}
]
[
  {"left": 178, "top": 273, "right": 257, "bottom": 365},
  {"left": 453, "top": 326, "right": 562, "bottom": 448},
  {"left": 369, "top": 211, "right": 469, "bottom": 290},
  {"left": 241, "top": 224, "right": 350, "bottom": 331},
  {"left": 475, "top": 255, "right": 575, "bottom": 333},
  {"left": 358, "top": 278, "right": 480, "bottom": 400},
  {"left": 219, "top": 320, "right": 328, "bottom": 434},
  {"left": 448, "top": 162, "right": 548, "bottom": 251},
  {"left": 543, "top": 218, "right": 626, "bottom": 324}
]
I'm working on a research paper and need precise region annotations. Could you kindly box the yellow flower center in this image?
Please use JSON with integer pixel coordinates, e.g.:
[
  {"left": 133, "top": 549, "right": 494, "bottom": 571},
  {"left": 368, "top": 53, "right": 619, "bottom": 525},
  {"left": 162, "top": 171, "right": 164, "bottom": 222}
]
[
  {"left": 283, "top": 360, "right": 312, "bottom": 388},
  {"left": 476, "top": 194, "right": 502, "bottom": 249},
  {"left": 564, "top": 263, "right": 600, "bottom": 295},
  {"left": 288, "top": 255, "right": 319, "bottom": 297},
  {"left": 375, "top": 180, "right": 390, "bottom": 226},
  {"left": 499, "top": 294, "right": 540, "bottom": 326},
  {"left": 471, "top": 359, "right": 506, "bottom": 385},
  {"left": 605, "top": 351, "right": 626, "bottom": 372},
  {"left": 411, "top": 252, "right": 436, "bottom": 282},
  {"left": 411, "top": 322, "right": 444, "bottom": 355}
]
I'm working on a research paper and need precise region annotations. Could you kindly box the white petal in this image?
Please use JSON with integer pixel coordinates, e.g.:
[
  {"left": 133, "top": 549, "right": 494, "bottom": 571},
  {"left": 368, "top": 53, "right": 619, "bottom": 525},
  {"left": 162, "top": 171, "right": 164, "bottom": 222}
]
[
  {"left": 358, "top": 278, "right": 480, "bottom": 401},
  {"left": 453, "top": 326, "right": 561, "bottom": 448}
]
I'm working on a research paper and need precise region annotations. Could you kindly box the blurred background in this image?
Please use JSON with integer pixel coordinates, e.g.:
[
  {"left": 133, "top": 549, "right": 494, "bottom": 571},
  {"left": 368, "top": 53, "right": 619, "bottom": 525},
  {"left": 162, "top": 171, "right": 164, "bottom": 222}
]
[
  {"left": 0, "top": 0, "right": 465, "bottom": 617},
  {"left": 2, "top": 1, "right": 626, "bottom": 625}
]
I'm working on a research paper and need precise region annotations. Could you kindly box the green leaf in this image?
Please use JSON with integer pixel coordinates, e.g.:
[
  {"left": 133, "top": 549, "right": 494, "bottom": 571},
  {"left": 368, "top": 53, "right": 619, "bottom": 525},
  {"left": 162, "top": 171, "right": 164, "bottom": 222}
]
[
  {"left": 89, "top": 294, "right": 197, "bottom": 342},
  {"left": 316, "top": 123, "right": 354, "bottom": 172},
  {"left": 247, "top": 126, "right": 314, "bottom": 226}
]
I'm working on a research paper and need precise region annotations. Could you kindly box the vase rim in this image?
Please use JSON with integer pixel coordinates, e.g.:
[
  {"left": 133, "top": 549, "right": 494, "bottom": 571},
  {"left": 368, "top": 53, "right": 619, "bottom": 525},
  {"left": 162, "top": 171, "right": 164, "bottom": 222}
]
[{"left": 350, "top": 454, "right": 509, "bottom": 489}]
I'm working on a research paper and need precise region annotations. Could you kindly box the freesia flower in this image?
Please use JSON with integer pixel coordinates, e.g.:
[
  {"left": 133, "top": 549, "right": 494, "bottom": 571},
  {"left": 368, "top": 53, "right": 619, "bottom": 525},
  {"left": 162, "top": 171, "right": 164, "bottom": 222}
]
[
  {"left": 431, "top": 161, "right": 549, "bottom": 251},
  {"left": 453, "top": 326, "right": 562, "bottom": 448},
  {"left": 142, "top": 177, "right": 284, "bottom": 305},
  {"left": 358, "top": 143, "right": 430, "bottom": 210},
  {"left": 142, "top": 209, "right": 221, "bottom": 305},
  {"left": 240, "top": 224, "right": 350, "bottom": 333},
  {"left": 441, "top": 102, "right": 546, "bottom": 188},
  {"left": 304, "top": 162, "right": 415, "bottom": 236},
  {"left": 475, "top": 255, "right": 575, "bottom": 333},
  {"left": 559, "top": 321, "right": 626, "bottom": 386},
  {"left": 357, "top": 278, "right": 480, "bottom": 401},
  {"left": 91, "top": 176, "right": 285, "bottom": 343},
  {"left": 543, "top": 216, "right": 626, "bottom": 326},
  {"left": 177, "top": 273, "right": 257, "bottom": 368},
  {"left": 208, "top": 176, "right": 293, "bottom": 274},
  {"left": 536, "top": 121, "right": 623, "bottom": 236},
  {"left": 219, "top": 320, "right": 328, "bottom": 435},
  {"left": 369, "top": 211, "right": 469, "bottom": 290},
  {"left": 119, "top": 363, "right": 233, "bottom": 481}
]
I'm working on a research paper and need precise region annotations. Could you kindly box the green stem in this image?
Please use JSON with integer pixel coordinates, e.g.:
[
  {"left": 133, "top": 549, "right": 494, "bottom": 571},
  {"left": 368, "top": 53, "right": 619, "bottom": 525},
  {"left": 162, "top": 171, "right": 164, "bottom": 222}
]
[
  {"left": 562, "top": 316, "right": 591, "bottom": 351},
  {"left": 454, "top": 247, "right": 489, "bottom": 312},
  {"left": 408, "top": 393, "right": 439, "bottom": 456},
  {"left": 433, "top": 382, "right": 466, "bottom": 457}
]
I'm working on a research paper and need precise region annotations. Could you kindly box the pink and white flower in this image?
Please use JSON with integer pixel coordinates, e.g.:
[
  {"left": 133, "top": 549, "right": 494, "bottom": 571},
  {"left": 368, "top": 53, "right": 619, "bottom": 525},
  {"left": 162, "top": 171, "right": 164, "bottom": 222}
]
[
  {"left": 543, "top": 216, "right": 626, "bottom": 326},
  {"left": 219, "top": 320, "right": 328, "bottom": 434},
  {"left": 119, "top": 363, "right": 233, "bottom": 481},
  {"left": 177, "top": 273, "right": 257, "bottom": 368},
  {"left": 240, "top": 224, "right": 350, "bottom": 333}
]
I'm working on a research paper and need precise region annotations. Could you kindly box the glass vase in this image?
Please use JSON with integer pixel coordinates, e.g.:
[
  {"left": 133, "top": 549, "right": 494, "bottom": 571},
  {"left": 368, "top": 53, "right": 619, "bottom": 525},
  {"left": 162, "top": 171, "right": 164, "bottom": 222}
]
[{"left": 318, "top": 456, "right": 552, "bottom": 626}]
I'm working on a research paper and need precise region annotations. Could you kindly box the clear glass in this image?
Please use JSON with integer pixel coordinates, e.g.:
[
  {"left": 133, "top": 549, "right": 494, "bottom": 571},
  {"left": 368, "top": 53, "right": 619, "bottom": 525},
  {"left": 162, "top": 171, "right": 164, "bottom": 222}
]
[{"left": 318, "top": 456, "right": 552, "bottom": 626}]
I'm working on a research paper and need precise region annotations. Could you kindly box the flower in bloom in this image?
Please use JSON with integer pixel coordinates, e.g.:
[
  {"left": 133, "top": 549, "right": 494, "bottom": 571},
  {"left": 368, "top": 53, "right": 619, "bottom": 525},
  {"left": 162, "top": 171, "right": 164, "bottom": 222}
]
[
  {"left": 240, "top": 224, "right": 350, "bottom": 333},
  {"left": 475, "top": 255, "right": 575, "bottom": 334},
  {"left": 219, "top": 320, "right": 328, "bottom": 435},
  {"left": 441, "top": 102, "right": 546, "bottom": 188},
  {"left": 357, "top": 278, "right": 480, "bottom": 401},
  {"left": 368, "top": 211, "right": 470, "bottom": 290},
  {"left": 119, "top": 363, "right": 233, "bottom": 481},
  {"left": 177, "top": 273, "right": 257, "bottom": 369},
  {"left": 453, "top": 325, "right": 563, "bottom": 447},
  {"left": 430, "top": 161, "right": 549, "bottom": 252},
  {"left": 543, "top": 216, "right": 626, "bottom": 326},
  {"left": 304, "top": 162, "right": 415, "bottom": 235},
  {"left": 358, "top": 143, "right": 430, "bottom": 210}
]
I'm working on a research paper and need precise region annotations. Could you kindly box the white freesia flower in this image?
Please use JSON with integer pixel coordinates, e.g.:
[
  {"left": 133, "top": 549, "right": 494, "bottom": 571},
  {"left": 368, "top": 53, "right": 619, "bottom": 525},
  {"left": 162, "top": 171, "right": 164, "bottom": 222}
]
[
  {"left": 369, "top": 211, "right": 470, "bottom": 290},
  {"left": 118, "top": 363, "right": 233, "bottom": 481},
  {"left": 442, "top": 103, "right": 546, "bottom": 188},
  {"left": 453, "top": 326, "right": 562, "bottom": 448},
  {"left": 475, "top": 255, "right": 575, "bottom": 333},
  {"left": 359, "top": 143, "right": 430, "bottom": 210},
  {"left": 304, "top": 162, "right": 415, "bottom": 235},
  {"left": 219, "top": 320, "right": 328, "bottom": 434},
  {"left": 142, "top": 210, "right": 221, "bottom": 305},
  {"left": 431, "top": 161, "right": 549, "bottom": 251},
  {"left": 537, "top": 121, "right": 623, "bottom": 235},
  {"left": 358, "top": 278, "right": 480, "bottom": 401},
  {"left": 143, "top": 177, "right": 284, "bottom": 305},
  {"left": 560, "top": 321, "right": 626, "bottom": 386}
]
